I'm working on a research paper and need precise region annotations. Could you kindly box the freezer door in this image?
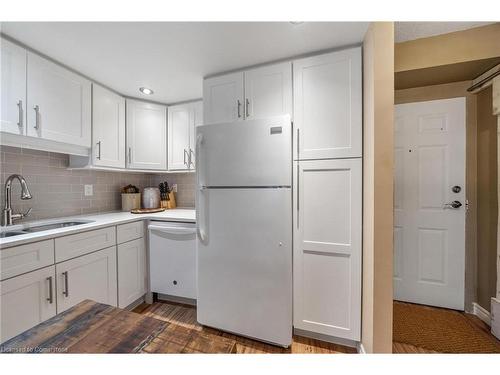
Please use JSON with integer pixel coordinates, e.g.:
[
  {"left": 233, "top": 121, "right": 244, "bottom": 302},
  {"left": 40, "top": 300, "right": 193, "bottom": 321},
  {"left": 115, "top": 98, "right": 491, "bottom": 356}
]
[
  {"left": 196, "top": 187, "right": 292, "bottom": 346},
  {"left": 196, "top": 115, "right": 291, "bottom": 187}
]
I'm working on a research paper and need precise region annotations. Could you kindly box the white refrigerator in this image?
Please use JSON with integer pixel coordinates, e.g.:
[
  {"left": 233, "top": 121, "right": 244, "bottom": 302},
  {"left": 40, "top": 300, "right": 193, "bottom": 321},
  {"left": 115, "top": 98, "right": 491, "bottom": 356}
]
[{"left": 195, "top": 115, "right": 292, "bottom": 347}]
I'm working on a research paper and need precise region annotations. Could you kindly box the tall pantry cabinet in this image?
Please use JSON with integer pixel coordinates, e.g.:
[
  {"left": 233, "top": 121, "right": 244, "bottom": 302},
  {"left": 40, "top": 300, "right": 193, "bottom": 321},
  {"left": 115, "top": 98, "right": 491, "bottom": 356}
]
[{"left": 292, "top": 47, "right": 362, "bottom": 341}]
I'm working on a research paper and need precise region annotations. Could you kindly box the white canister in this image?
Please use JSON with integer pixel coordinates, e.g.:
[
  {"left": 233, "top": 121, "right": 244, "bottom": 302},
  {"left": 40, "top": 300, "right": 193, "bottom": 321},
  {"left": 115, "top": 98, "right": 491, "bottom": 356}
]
[{"left": 142, "top": 187, "right": 161, "bottom": 209}]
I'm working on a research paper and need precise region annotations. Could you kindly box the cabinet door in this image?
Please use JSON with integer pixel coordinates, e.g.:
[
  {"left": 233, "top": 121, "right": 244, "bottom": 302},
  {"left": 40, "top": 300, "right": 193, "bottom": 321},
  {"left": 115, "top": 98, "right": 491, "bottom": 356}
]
[
  {"left": 168, "top": 103, "right": 191, "bottom": 171},
  {"left": 0, "top": 266, "right": 56, "bottom": 343},
  {"left": 293, "top": 159, "right": 362, "bottom": 340},
  {"left": 26, "top": 52, "right": 91, "bottom": 147},
  {"left": 117, "top": 238, "right": 146, "bottom": 308},
  {"left": 92, "top": 84, "right": 125, "bottom": 168},
  {"left": 203, "top": 72, "right": 244, "bottom": 124},
  {"left": 244, "top": 62, "right": 292, "bottom": 120},
  {"left": 0, "top": 38, "right": 26, "bottom": 135},
  {"left": 293, "top": 47, "right": 362, "bottom": 160},
  {"left": 188, "top": 101, "right": 203, "bottom": 170},
  {"left": 126, "top": 99, "right": 167, "bottom": 170},
  {"left": 56, "top": 246, "right": 117, "bottom": 313}
]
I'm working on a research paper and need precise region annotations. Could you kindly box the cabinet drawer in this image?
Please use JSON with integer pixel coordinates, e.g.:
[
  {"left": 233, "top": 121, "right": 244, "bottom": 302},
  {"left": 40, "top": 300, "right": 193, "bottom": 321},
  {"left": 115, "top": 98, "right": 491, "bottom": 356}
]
[
  {"left": 55, "top": 227, "right": 116, "bottom": 263},
  {"left": 117, "top": 221, "right": 144, "bottom": 244},
  {"left": 1, "top": 240, "right": 54, "bottom": 281}
]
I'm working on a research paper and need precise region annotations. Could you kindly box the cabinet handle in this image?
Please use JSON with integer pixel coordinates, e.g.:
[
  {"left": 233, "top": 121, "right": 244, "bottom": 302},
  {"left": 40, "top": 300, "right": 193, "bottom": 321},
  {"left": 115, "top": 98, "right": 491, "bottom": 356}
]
[
  {"left": 62, "top": 271, "right": 69, "bottom": 297},
  {"left": 17, "top": 100, "right": 23, "bottom": 129},
  {"left": 96, "top": 141, "right": 102, "bottom": 160},
  {"left": 189, "top": 148, "right": 195, "bottom": 168},
  {"left": 245, "top": 98, "right": 250, "bottom": 118},
  {"left": 296, "top": 163, "right": 299, "bottom": 228},
  {"left": 184, "top": 148, "right": 188, "bottom": 167},
  {"left": 128, "top": 147, "right": 132, "bottom": 164},
  {"left": 33, "top": 105, "right": 40, "bottom": 130},
  {"left": 237, "top": 100, "right": 241, "bottom": 118},
  {"left": 46, "top": 276, "right": 53, "bottom": 304},
  {"left": 296, "top": 128, "right": 300, "bottom": 159}
]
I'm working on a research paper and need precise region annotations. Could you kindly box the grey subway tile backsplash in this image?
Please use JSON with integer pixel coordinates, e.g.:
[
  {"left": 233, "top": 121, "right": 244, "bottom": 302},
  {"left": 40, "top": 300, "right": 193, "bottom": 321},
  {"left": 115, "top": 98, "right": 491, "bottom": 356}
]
[{"left": 0, "top": 145, "right": 196, "bottom": 223}]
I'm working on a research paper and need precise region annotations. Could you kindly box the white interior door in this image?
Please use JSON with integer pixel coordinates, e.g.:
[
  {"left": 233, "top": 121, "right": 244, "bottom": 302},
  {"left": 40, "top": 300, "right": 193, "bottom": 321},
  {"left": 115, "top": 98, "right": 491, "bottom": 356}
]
[{"left": 394, "top": 98, "right": 466, "bottom": 310}]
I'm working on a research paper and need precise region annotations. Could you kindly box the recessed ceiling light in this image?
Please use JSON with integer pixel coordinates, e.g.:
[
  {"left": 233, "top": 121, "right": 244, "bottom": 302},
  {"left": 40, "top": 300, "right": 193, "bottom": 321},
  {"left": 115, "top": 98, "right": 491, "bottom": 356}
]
[
  {"left": 139, "top": 87, "right": 154, "bottom": 95},
  {"left": 290, "top": 21, "right": 305, "bottom": 26}
]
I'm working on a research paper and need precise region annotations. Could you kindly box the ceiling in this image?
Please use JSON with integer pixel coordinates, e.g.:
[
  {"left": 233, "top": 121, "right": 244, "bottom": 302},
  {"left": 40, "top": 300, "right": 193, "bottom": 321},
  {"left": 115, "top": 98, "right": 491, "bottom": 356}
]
[
  {"left": 0, "top": 22, "right": 369, "bottom": 104},
  {"left": 395, "top": 22, "right": 495, "bottom": 43}
]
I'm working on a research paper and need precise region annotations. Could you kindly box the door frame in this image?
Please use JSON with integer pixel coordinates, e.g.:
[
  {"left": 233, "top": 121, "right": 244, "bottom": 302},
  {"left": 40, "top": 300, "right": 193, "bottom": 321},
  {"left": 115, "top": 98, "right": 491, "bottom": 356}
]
[{"left": 394, "top": 81, "right": 477, "bottom": 312}]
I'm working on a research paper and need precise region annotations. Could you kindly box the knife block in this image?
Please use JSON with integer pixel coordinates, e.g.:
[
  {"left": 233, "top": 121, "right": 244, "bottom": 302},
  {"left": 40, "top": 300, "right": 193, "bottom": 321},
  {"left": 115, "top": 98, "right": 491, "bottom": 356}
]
[{"left": 166, "top": 191, "right": 176, "bottom": 209}]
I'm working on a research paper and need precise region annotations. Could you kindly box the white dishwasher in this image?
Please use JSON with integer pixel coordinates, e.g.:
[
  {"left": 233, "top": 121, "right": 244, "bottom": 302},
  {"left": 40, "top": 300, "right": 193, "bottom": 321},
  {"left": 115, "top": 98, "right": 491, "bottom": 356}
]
[{"left": 149, "top": 221, "right": 197, "bottom": 299}]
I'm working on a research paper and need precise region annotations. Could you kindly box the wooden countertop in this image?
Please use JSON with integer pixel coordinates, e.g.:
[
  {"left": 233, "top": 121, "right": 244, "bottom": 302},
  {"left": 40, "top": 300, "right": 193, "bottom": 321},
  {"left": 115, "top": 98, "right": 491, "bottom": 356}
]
[{"left": 0, "top": 300, "right": 235, "bottom": 354}]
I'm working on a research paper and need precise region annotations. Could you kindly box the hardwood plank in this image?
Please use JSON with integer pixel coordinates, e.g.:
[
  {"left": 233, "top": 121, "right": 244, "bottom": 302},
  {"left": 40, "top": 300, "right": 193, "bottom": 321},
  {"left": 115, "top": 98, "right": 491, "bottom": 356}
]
[{"left": 135, "top": 301, "right": 357, "bottom": 354}]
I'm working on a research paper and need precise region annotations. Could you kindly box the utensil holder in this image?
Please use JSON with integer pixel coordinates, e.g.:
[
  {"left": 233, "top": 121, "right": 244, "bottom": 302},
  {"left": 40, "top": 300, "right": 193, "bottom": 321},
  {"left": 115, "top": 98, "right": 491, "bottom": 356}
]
[{"left": 121, "top": 193, "right": 141, "bottom": 212}]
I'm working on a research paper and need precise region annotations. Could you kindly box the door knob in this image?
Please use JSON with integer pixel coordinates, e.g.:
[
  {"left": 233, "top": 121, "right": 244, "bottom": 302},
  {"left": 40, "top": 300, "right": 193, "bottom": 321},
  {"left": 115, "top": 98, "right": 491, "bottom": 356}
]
[{"left": 443, "top": 200, "right": 462, "bottom": 209}]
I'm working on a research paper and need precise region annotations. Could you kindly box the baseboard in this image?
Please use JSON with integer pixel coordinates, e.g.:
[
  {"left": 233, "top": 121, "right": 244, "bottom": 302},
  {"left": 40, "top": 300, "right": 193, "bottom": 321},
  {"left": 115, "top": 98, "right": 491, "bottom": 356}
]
[
  {"left": 472, "top": 302, "right": 491, "bottom": 326},
  {"left": 124, "top": 295, "right": 146, "bottom": 311},
  {"left": 357, "top": 342, "right": 366, "bottom": 354},
  {"left": 293, "top": 328, "right": 358, "bottom": 349}
]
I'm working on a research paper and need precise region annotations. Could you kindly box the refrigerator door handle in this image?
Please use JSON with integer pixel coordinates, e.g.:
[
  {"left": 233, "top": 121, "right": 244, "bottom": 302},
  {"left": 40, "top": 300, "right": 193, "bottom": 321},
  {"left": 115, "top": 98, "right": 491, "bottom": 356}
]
[{"left": 196, "top": 133, "right": 207, "bottom": 243}]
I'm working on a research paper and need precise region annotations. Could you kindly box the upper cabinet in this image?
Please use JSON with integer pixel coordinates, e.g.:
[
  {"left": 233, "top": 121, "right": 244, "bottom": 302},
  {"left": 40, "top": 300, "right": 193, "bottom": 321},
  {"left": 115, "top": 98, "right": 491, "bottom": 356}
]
[
  {"left": 126, "top": 99, "right": 167, "bottom": 170},
  {"left": 26, "top": 52, "right": 91, "bottom": 147},
  {"left": 92, "top": 84, "right": 126, "bottom": 168},
  {"left": 293, "top": 47, "right": 362, "bottom": 160},
  {"left": 203, "top": 72, "right": 244, "bottom": 124},
  {"left": 0, "top": 39, "right": 26, "bottom": 136},
  {"left": 168, "top": 101, "right": 202, "bottom": 171},
  {"left": 203, "top": 62, "right": 292, "bottom": 125},
  {"left": 244, "top": 62, "right": 292, "bottom": 120}
]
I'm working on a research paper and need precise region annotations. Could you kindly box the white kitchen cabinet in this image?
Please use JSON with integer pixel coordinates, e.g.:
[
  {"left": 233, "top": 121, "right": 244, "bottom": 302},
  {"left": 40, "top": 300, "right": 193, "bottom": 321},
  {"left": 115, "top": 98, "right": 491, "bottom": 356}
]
[
  {"left": 92, "top": 84, "right": 126, "bottom": 168},
  {"left": 203, "top": 62, "right": 292, "bottom": 125},
  {"left": 293, "top": 158, "right": 362, "bottom": 341},
  {"left": 1, "top": 240, "right": 54, "bottom": 281},
  {"left": 203, "top": 72, "right": 244, "bottom": 124},
  {"left": 0, "top": 266, "right": 56, "bottom": 343},
  {"left": 117, "top": 238, "right": 146, "bottom": 308},
  {"left": 55, "top": 246, "right": 117, "bottom": 313},
  {"left": 26, "top": 52, "right": 91, "bottom": 147},
  {"left": 0, "top": 38, "right": 26, "bottom": 135},
  {"left": 293, "top": 47, "right": 362, "bottom": 160},
  {"left": 244, "top": 62, "right": 292, "bottom": 120},
  {"left": 168, "top": 101, "right": 202, "bottom": 171},
  {"left": 126, "top": 99, "right": 167, "bottom": 170}
]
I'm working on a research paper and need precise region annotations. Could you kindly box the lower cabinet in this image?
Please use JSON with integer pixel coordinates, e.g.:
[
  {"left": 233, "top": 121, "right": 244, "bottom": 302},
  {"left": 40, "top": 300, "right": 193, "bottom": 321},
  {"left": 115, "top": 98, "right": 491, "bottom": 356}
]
[
  {"left": 293, "top": 158, "right": 362, "bottom": 341},
  {"left": 117, "top": 238, "right": 146, "bottom": 308},
  {"left": 0, "top": 266, "right": 56, "bottom": 343},
  {"left": 56, "top": 246, "right": 117, "bottom": 313}
]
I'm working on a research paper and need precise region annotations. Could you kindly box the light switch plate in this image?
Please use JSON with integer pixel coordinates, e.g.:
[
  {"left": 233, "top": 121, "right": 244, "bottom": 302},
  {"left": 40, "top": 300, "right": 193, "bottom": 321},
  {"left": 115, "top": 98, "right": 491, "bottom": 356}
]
[{"left": 84, "top": 184, "right": 93, "bottom": 196}]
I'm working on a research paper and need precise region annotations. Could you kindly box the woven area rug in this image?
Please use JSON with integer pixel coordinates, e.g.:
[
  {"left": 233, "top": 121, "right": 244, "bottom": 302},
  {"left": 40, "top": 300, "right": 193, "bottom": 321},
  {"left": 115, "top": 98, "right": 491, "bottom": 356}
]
[{"left": 393, "top": 302, "right": 500, "bottom": 353}]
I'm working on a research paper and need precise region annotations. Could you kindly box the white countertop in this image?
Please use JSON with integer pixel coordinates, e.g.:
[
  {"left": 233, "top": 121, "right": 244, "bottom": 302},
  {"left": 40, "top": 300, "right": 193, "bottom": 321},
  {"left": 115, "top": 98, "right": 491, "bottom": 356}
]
[{"left": 0, "top": 209, "right": 195, "bottom": 249}]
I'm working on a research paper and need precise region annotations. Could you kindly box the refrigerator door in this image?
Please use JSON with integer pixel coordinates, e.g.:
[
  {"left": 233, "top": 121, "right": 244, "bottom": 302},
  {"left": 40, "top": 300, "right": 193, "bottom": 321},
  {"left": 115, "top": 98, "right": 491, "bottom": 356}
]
[
  {"left": 196, "top": 187, "right": 292, "bottom": 346},
  {"left": 196, "top": 115, "right": 291, "bottom": 187}
]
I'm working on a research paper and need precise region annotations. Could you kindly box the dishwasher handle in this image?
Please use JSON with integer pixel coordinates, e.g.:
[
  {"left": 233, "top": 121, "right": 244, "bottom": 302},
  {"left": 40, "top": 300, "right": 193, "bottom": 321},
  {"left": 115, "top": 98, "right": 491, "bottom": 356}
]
[{"left": 148, "top": 225, "right": 196, "bottom": 236}]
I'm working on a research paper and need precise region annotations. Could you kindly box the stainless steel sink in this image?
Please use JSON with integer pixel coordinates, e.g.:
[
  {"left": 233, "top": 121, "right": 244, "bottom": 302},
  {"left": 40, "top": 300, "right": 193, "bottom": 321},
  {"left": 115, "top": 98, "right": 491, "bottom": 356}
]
[
  {"left": 0, "top": 231, "right": 27, "bottom": 238},
  {"left": 21, "top": 221, "right": 93, "bottom": 233},
  {"left": 1, "top": 220, "right": 94, "bottom": 238}
]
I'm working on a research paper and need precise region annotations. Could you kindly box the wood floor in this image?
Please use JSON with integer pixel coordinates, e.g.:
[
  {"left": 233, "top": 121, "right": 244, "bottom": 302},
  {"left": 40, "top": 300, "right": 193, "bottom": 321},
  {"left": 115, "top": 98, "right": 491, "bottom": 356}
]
[{"left": 133, "top": 301, "right": 357, "bottom": 354}]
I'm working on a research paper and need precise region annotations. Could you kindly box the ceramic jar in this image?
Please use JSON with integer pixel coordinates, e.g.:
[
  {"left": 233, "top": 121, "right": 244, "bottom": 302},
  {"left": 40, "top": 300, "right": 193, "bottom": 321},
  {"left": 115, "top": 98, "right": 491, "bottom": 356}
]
[{"left": 142, "top": 187, "right": 161, "bottom": 209}]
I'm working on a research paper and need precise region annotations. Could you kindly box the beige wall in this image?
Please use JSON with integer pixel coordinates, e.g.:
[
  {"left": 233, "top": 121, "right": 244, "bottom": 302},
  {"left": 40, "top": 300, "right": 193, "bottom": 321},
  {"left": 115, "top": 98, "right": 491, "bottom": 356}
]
[
  {"left": 395, "top": 81, "right": 478, "bottom": 312},
  {"left": 362, "top": 22, "right": 394, "bottom": 354},
  {"left": 476, "top": 86, "right": 498, "bottom": 310},
  {"left": 395, "top": 23, "right": 500, "bottom": 73}
]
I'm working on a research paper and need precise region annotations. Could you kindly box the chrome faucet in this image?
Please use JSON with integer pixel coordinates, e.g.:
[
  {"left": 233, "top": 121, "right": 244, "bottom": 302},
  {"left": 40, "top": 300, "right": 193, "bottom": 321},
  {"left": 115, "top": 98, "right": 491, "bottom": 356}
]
[{"left": 2, "top": 174, "right": 33, "bottom": 226}]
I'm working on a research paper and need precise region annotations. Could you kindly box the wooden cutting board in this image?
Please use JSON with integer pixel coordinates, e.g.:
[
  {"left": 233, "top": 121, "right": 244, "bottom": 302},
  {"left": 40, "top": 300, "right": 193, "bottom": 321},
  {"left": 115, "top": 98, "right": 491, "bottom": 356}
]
[{"left": 130, "top": 208, "right": 165, "bottom": 214}]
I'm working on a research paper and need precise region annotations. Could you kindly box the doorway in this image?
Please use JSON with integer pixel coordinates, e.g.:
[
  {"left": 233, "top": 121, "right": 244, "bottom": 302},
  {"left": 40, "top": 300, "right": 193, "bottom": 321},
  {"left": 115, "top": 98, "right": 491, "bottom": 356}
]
[{"left": 393, "top": 97, "right": 466, "bottom": 310}]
